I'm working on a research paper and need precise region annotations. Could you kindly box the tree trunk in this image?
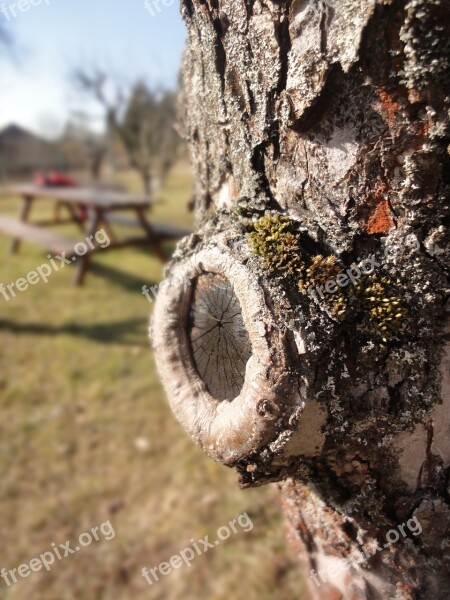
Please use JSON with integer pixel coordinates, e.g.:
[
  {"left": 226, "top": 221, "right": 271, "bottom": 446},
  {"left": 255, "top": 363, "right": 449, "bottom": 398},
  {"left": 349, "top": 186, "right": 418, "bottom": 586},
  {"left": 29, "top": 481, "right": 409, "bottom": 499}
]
[
  {"left": 152, "top": 1, "right": 450, "bottom": 598},
  {"left": 141, "top": 169, "right": 152, "bottom": 195}
]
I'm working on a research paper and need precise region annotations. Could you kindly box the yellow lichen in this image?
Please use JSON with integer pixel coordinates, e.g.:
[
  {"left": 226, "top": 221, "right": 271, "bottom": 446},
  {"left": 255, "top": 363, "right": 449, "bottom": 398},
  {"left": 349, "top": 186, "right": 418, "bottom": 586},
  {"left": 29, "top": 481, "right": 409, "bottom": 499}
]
[
  {"left": 355, "top": 274, "right": 407, "bottom": 342},
  {"left": 247, "top": 214, "right": 306, "bottom": 277},
  {"left": 247, "top": 214, "right": 408, "bottom": 339}
]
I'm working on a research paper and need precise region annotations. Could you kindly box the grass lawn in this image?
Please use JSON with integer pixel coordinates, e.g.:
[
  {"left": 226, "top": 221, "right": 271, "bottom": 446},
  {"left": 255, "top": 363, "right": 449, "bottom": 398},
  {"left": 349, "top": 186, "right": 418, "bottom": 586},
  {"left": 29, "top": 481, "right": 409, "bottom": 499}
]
[{"left": 0, "top": 163, "right": 305, "bottom": 600}]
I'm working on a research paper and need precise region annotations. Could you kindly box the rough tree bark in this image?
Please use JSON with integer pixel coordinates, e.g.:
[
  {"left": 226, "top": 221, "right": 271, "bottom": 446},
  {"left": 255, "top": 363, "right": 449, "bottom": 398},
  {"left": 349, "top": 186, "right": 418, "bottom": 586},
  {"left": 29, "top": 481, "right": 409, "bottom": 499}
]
[{"left": 152, "top": 1, "right": 450, "bottom": 598}]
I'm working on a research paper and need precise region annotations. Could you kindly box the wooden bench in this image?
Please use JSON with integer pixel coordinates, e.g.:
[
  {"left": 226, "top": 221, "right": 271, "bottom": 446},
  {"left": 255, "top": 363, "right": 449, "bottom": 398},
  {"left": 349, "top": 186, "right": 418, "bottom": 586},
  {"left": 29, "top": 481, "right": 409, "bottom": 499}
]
[
  {"left": 0, "top": 216, "right": 79, "bottom": 255},
  {"left": 2, "top": 185, "right": 191, "bottom": 286},
  {"left": 0, "top": 216, "right": 89, "bottom": 285}
]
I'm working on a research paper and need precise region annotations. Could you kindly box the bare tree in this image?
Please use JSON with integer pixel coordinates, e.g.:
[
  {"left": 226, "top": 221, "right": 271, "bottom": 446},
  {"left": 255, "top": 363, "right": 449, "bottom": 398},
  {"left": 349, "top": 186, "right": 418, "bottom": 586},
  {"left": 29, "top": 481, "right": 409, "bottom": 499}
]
[
  {"left": 72, "top": 68, "right": 179, "bottom": 193},
  {"left": 152, "top": 0, "right": 450, "bottom": 598},
  {"left": 72, "top": 67, "right": 124, "bottom": 178},
  {"left": 120, "top": 83, "right": 178, "bottom": 193}
]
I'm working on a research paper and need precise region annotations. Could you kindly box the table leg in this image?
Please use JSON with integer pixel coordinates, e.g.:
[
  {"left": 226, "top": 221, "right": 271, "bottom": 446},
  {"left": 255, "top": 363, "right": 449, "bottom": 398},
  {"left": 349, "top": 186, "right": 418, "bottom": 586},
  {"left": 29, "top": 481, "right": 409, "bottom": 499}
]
[
  {"left": 85, "top": 208, "right": 103, "bottom": 239},
  {"left": 136, "top": 207, "right": 168, "bottom": 263},
  {"left": 10, "top": 195, "right": 33, "bottom": 254},
  {"left": 74, "top": 255, "right": 91, "bottom": 287},
  {"left": 73, "top": 209, "right": 102, "bottom": 286},
  {"left": 63, "top": 203, "right": 86, "bottom": 233},
  {"left": 96, "top": 211, "right": 116, "bottom": 244}
]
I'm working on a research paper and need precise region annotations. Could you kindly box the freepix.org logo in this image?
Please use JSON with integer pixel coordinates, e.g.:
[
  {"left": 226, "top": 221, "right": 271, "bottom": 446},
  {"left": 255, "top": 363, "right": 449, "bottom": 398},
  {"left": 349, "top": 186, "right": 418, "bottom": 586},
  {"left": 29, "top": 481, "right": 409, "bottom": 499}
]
[
  {"left": 0, "top": 228, "right": 110, "bottom": 302},
  {"left": 141, "top": 512, "right": 254, "bottom": 586},
  {"left": 0, "top": 521, "right": 115, "bottom": 588},
  {"left": 0, "top": 0, "right": 51, "bottom": 23},
  {"left": 144, "top": 0, "right": 175, "bottom": 18}
]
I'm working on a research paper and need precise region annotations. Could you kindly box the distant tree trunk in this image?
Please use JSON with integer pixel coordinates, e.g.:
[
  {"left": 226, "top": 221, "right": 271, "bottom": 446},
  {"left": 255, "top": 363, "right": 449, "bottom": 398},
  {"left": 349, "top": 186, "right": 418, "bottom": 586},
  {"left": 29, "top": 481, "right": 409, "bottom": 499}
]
[
  {"left": 152, "top": 1, "right": 450, "bottom": 598},
  {"left": 90, "top": 147, "right": 106, "bottom": 181},
  {"left": 140, "top": 169, "right": 152, "bottom": 195}
]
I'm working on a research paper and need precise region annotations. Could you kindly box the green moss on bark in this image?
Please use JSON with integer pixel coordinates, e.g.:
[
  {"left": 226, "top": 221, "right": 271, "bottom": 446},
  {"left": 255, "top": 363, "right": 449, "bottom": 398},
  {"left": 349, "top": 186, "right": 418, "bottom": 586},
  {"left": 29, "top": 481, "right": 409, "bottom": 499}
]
[{"left": 247, "top": 214, "right": 408, "bottom": 341}]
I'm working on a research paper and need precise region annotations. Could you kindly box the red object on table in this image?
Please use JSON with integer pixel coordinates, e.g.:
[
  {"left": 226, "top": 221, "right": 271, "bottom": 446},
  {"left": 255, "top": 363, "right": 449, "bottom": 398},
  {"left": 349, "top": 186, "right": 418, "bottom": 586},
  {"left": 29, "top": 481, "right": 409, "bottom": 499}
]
[
  {"left": 34, "top": 172, "right": 78, "bottom": 188},
  {"left": 34, "top": 172, "right": 88, "bottom": 220}
]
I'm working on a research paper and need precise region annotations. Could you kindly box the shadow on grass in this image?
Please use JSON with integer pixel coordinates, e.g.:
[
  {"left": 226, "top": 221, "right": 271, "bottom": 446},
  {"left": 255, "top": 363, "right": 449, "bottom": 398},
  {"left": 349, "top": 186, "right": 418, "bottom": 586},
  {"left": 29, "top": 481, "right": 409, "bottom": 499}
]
[
  {"left": 132, "top": 241, "right": 177, "bottom": 258},
  {"left": 89, "top": 262, "right": 160, "bottom": 293},
  {"left": 0, "top": 317, "right": 149, "bottom": 346}
]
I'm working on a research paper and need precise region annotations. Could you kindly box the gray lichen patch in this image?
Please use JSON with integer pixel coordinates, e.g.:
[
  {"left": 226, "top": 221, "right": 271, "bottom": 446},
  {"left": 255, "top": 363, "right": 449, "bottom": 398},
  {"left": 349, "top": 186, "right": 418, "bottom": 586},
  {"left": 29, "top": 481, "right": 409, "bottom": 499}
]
[
  {"left": 188, "top": 273, "right": 252, "bottom": 401},
  {"left": 399, "top": 0, "right": 450, "bottom": 91},
  {"left": 287, "top": 0, "right": 377, "bottom": 120}
]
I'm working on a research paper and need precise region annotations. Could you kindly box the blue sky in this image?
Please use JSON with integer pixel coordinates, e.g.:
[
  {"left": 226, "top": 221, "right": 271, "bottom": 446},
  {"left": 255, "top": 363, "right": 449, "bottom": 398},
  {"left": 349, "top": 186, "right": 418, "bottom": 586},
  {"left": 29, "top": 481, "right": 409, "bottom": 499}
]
[{"left": 0, "top": 0, "right": 186, "bottom": 137}]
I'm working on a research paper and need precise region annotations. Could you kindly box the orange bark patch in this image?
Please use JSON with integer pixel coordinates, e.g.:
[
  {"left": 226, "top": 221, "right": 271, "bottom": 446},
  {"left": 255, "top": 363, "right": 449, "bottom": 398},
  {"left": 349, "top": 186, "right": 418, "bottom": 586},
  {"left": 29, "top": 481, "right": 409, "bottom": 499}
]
[
  {"left": 367, "top": 199, "right": 394, "bottom": 234},
  {"left": 378, "top": 89, "right": 399, "bottom": 128}
]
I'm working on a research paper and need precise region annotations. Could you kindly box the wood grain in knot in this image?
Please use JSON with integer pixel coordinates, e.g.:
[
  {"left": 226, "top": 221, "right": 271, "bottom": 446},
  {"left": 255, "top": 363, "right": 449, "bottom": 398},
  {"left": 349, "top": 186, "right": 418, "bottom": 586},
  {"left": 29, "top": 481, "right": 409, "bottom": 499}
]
[{"left": 188, "top": 273, "right": 252, "bottom": 401}]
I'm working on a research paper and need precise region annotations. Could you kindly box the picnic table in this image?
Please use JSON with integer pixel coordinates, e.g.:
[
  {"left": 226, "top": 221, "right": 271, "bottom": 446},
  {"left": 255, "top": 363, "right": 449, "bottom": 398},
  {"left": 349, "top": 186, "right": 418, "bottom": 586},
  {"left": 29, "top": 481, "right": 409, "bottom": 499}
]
[{"left": 0, "top": 184, "right": 190, "bottom": 285}]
